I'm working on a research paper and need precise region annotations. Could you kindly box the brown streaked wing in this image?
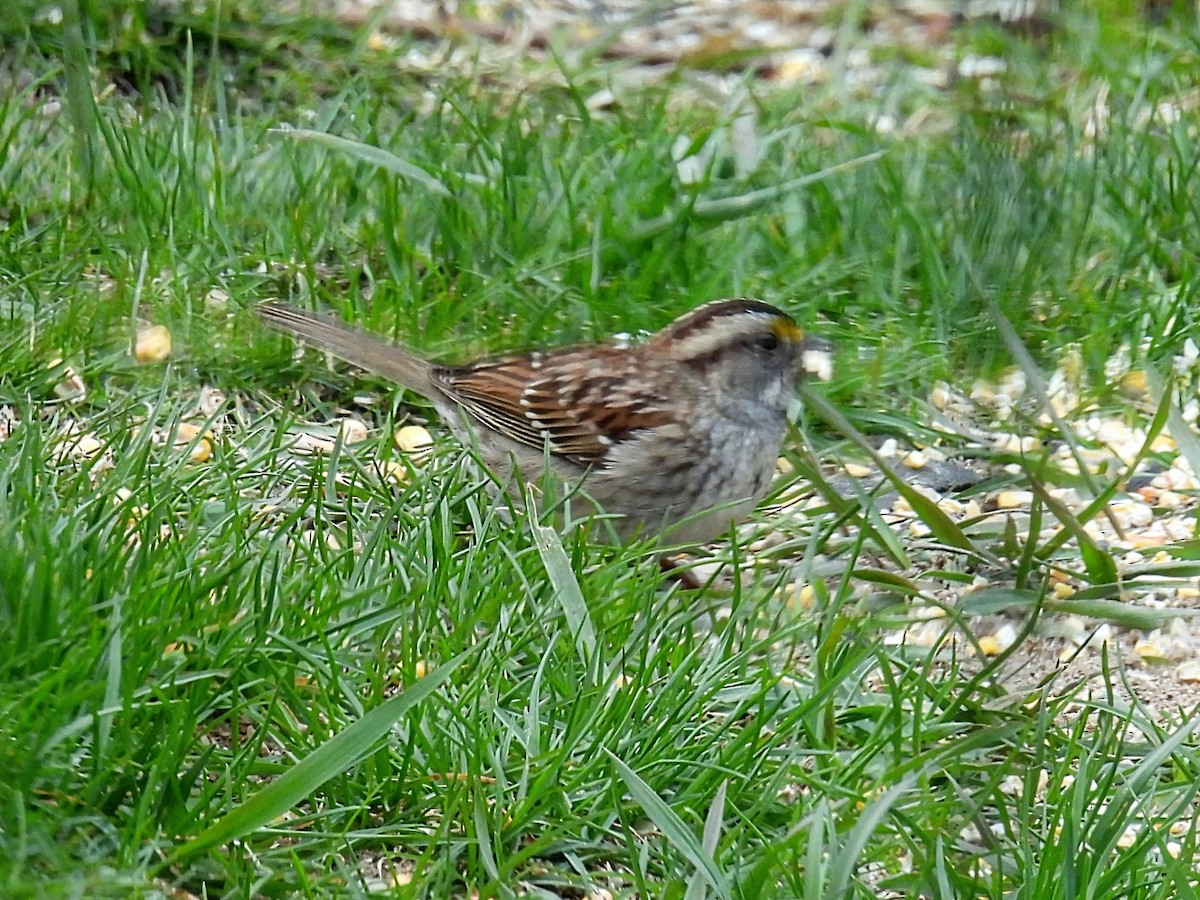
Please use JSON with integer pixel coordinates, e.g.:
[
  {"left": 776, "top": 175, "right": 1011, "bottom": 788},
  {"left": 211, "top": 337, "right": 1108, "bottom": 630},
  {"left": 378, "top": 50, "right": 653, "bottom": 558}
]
[{"left": 433, "top": 350, "right": 674, "bottom": 467}]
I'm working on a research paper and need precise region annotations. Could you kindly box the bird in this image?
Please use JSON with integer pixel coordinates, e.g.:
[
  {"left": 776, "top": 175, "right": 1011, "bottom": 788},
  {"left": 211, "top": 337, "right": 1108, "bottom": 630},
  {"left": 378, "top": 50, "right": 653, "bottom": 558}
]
[{"left": 257, "top": 298, "right": 830, "bottom": 544}]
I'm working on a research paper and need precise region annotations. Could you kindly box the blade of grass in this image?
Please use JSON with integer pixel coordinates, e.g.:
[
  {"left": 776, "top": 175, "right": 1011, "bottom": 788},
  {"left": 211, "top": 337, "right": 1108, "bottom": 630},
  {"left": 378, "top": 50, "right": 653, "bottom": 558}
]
[
  {"left": 801, "top": 386, "right": 994, "bottom": 564},
  {"left": 629, "top": 152, "right": 884, "bottom": 239},
  {"left": 684, "top": 780, "right": 728, "bottom": 900},
  {"left": 173, "top": 648, "right": 470, "bottom": 861},
  {"left": 277, "top": 128, "right": 451, "bottom": 197},
  {"left": 606, "top": 750, "right": 731, "bottom": 900},
  {"left": 529, "top": 490, "right": 597, "bottom": 665}
]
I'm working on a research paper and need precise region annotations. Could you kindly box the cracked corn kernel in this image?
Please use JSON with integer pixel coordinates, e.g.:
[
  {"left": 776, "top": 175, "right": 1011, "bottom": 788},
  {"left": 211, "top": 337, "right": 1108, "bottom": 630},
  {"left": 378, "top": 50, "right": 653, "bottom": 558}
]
[
  {"left": 994, "top": 490, "right": 1034, "bottom": 509},
  {"left": 50, "top": 359, "right": 87, "bottom": 400},
  {"left": 174, "top": 422, "right": 213, "bottom": 462},
  {"left": 795, "top": 584, "right": 816, "bottom": 611},
  {"left": 135, "top": 325, "right": 172, "bottom": 363},
  {"left": 978, "top": 624, "right": 1016, "bottom": 656},
  {"left": 1051, "top": 582, "right": 1075, "bottom": 600},
  {"left": 977, "top": 635, "right": 1003, "bottom": 655},
  {"left": 375, "top": 459, "right": 409, "bottom": 485},
  {"left": 338, "top": 417, "right": 369, "bottom": 443},
  {"left": 1134, "top": 640, "right": 1167, "bottom": 662},
  {"left": 395, "top": 424, "right": 434, "bottom": 462}
]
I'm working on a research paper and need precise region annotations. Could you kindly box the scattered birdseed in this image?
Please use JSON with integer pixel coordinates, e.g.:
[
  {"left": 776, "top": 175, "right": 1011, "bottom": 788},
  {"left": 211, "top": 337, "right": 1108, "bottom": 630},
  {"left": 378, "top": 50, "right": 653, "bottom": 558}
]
[
  {"left": 394, "top": 424, "right": 435, "bottom": 461},
  {"left": 339, "top": 417, "right": 370, "bottom": 443},
  {"left": 135, "top": 325, "right": 172, "bottom": 363}
]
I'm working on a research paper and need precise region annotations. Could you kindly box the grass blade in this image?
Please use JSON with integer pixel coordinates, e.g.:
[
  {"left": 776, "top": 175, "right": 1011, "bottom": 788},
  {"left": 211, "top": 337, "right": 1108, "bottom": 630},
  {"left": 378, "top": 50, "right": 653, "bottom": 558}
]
[
  {"left": 173, "top": 649, "right": 469, "bottom": 860},
  {"left": 606, "top": 750, "right": 731, "bottom": 900},
  {"left": 529, "top": 490, "right": 597, "bottom": 664},
  {"left": 278, "top": 127, "right": 451, "bottom": 196}
]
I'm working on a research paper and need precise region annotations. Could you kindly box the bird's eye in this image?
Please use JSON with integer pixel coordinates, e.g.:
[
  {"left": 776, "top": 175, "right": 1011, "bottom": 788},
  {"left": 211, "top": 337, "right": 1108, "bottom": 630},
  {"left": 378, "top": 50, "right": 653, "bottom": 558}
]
[{"left": 755, "top": 333, "right": 780, "bottom": 353}]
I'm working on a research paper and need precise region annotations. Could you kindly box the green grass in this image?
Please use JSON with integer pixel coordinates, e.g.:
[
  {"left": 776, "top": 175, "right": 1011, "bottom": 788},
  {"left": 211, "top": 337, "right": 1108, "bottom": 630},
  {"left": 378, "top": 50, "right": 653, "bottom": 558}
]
[{"left": 4, "top": 2, "right": 1200, "bottom": 897}]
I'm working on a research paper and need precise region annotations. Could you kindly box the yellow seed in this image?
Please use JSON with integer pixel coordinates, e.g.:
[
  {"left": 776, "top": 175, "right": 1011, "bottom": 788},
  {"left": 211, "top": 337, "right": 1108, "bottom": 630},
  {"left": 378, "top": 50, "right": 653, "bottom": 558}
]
[
  {"left": 1116, "top": 827, "right": 1139, "bottom": 849},
  {"left": 796, "top": 584, "right": 816, "bottom": 611},
  {"left": 291, "top": 431, "right": 336, "bottom": 455},
  {"left": 1051, "top": 582, "right": 1075, "bottom": 600},
  {"left": 844, "top": 463, "right": 872, "bottom": 478},
  {"left": 73, "top": 434, "right": 104, "bottom": 459},
  {"left": 395, "top": 424, "right": 434, "bottom": 462},
  {"left": 1177, "top": 660, "right": 1200, "bottom": 682},
  {"left": 413, "top": 660, "right": 428, "bottom": 679},
  {"left": 375, "top": 459, "right": 410, "bottom": 485},
  {"left": 1119, "top": 370, "right": 1148, "bottom": 396},
  {"left": 977, "top": 635, "right": 1003, "bottom": 656},
  {"left": 189, "top": 438, "right": 212, "bottom": 463},
  {"left": 1134, "top": 640, "right": 1167, "bottom": 661},
  {"left": 135, "top": 325, "right": 172, "bottom": 363},
  {"left": 51, "top": 361, "right": 87, "bottom": 401},
  {"left": 930, "top": 383, "right": 950, "bottom": 410},
  {"left": 993, "top": 490, "right": 1034, "bottom": 509}
]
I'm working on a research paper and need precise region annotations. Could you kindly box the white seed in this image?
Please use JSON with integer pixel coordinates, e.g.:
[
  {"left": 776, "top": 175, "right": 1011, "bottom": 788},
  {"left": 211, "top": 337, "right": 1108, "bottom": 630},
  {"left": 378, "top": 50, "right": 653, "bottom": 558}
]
[
  {"left": 1176, "top": 660, "right": 1200, "bottom": 682},
  {"left": 338, "top": 417, "right": 370, "bottom": 444},
  {"left": 50, "top": 360, "right": 87, "bottom": 401}
]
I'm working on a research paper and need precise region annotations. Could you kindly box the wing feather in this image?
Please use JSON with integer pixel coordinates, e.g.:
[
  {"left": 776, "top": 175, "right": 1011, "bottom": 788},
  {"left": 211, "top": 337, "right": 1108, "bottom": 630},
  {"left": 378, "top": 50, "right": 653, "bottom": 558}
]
[{"left": 433, "top": 349, "right": 674, "bottom": 466}]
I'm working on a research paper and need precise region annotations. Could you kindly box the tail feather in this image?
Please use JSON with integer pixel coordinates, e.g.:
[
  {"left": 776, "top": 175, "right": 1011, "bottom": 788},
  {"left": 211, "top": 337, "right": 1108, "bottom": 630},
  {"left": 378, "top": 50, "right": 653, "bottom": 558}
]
[{"left": 256, "top": 302, "right": 435, "bottom": 395}]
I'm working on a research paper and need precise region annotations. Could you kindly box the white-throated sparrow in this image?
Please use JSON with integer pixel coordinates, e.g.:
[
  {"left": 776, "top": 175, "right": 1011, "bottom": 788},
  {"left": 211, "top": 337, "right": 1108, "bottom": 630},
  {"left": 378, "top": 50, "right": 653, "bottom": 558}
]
[{"left": 258, "top": 298, "right": 830, "bottom": 543}]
